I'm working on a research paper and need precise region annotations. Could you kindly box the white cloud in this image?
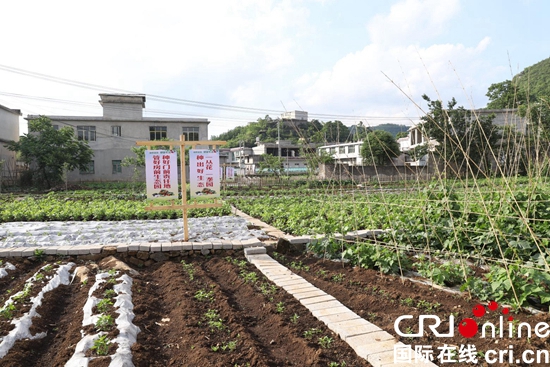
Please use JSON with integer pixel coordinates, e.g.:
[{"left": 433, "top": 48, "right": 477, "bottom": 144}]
[
  {"left": 367, "top": 0, "right": 460, "bottom": 46},
  {"left": 294, "top": 0, "right": 492, "bottom": 122}
]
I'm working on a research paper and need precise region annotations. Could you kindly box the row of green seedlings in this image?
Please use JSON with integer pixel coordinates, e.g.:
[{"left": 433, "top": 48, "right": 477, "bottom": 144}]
[
  {"left": 274, "top": 253, "right": 444, "bottom": 319},
  {"left": 89, "top": 269, "right": 119, "bottom": 356},
  {"left": 0, "top": 263, "right": 57, "bottom": 321},
  {"left": 267, "top": 247, "right": 544, "bottom": 326},
  {"left": 414, "top": 254, "right": 550, "bottom": 311},
  {"left": 225, "top": 256, "right": 345, "bottom": 365},
  {"left": 181, "top": 260, "right": 239, "bottom": 353}
]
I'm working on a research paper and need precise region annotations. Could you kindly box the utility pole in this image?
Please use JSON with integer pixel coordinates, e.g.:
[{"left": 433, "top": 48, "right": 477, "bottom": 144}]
[{"left": 277, "top": 119, "right": 281, "bottom": 160}]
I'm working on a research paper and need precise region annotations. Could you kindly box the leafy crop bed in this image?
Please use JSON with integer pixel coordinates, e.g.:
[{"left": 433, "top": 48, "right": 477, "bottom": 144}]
[
  {"left": 229, "top": 181, "right": 550, "bottom": 311},
  {"left": 0, "top": 191, "right": 231, "bottom": 222}
]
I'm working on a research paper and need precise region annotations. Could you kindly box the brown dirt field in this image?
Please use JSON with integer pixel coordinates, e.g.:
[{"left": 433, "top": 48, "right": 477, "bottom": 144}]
[
  {"left": 0, "top": 252, "right": 548, "bottom": 366},
  {"left": 274, "top": 251, "right": 550, "bottom": 367}
]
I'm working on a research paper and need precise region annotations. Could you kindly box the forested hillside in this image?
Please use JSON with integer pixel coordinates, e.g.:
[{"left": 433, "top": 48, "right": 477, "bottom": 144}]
[{"left": 213, "top": 116, "right": 410, "bottom": 148}]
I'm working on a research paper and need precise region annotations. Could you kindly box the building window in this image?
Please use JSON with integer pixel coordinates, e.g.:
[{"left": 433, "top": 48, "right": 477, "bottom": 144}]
[
  {"left": 112, "top": 126, "right": 122, "bottom": 136},
  {"left": 348, "top": 145, "right": 356, "bottom": 153},
  {"left": 77, "top": 126, "right": 96, "bottom": 141},
  {"left": 149, "top": 126, "right": 167, "bottom": 140},
  {"left": 112, "top": 160, "right": 122, "bottom": 174},
  {"left": 80, "top": 161, "right": 95, "bottom": 174},
  {"left": 339, "top": 146, "right": 345, "bottom": 154},
  {"left": 182, "top": 127, "right": 199, "bottom": 141}
]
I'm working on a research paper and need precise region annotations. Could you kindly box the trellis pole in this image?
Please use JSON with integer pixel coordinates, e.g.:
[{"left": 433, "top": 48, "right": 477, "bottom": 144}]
[{"left": 135, "top": 135, "right": 227, "bottom": 241}]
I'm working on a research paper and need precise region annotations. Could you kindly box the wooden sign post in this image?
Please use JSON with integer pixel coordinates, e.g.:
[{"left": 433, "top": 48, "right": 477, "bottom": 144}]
[{"left": 136, "top": 135, "right": 227, "bottom": 241}]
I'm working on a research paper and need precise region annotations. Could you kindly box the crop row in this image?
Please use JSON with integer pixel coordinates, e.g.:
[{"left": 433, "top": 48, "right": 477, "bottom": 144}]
[
  {"left": 230, "top": 183, "right": 550, "bottom": 310},
  {"left": 229, "top": 182, "right": 550, "bottom": 261},
  {"left": 0, "top": 196, "right": 231, "bottom": 222}
]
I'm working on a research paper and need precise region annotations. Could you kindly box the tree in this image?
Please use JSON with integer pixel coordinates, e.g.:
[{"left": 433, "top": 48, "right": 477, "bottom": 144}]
[
  {"left": 485, "top": 80, "right": 527, "bottom": 109},
  {"left": 360, "top": 130, "right": 400, "bottom": 166},
  {"left": 320, "top": 120, "right": 349, "bottom": 143},
  {"left": 409, "top": 143, "right": 429, "bottom": 162},
  {"left": 421, "top": 95, "right": 500, "bottom": 175},
  {"left": 258, "top": 154, "right": 284, "bottom": 176},
  {"left": 395, "top": 131, "right": 409, "bottom": 139},
  {"left": 6, "top": 116, "right": 94, "bottom": 188}
]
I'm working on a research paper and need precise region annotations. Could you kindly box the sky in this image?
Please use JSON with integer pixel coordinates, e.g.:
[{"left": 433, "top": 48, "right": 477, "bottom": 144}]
[{"left": 1, "top": 0, "right": 549, "bottom": 138}]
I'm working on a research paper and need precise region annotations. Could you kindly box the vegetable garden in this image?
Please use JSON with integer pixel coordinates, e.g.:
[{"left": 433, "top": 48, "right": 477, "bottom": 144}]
[{"left": 1, "top": 172, "right": 550, "bottom": 365}]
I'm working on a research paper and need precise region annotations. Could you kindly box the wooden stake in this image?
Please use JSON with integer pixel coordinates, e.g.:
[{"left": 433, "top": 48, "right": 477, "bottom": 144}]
[{"left": 180, "top": 135, "right": 189, "bottom": 241}]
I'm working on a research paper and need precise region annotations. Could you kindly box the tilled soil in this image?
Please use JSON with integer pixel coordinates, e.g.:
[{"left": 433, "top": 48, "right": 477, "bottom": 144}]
[
  {"left": 0, "top": 255, "right": 368, "bottom": 367},
  {"left": 0, "top": 252, "right": 548, "bottom": 367},
  {"left": 275, "top": 252, "right": 550, "bottom": 367}
]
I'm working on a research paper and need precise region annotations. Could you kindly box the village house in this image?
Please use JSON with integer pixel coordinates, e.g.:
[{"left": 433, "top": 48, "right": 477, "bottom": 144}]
[
  {"left": 26, "top": 94, "right": 210, "bottom": 182},
  {"left": 0, "top": 103, "right": 21, "bottom": 183}
]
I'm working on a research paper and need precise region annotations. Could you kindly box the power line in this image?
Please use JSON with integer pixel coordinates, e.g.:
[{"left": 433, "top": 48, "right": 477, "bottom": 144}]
[{"left": 0, "top": 64, "right": 420, "bottom": 122}]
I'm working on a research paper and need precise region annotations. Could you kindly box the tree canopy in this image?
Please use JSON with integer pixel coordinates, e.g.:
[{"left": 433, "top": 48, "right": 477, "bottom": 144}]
[
  {"left": 360, "top": 130, "right": 400, "bottom": 166},
  {"left": 6, "top": 116, "right": 94, "bottom": 188},
  {"left": 485, "top": 80, "right": 528, "bottom": 109},
  {"left": 212, "top": 115, "right": 410, "bottom": 148},
  {"left": 421, "top": 95, "right": 499, "bottom": 175}
]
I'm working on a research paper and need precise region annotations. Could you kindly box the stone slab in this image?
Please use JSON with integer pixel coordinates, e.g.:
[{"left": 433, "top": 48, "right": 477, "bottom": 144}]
[
  {"left": 128, "top": 242, "right": 140, "bottom": 251},
  {"left": 346, "top": 331, "right": 396, "bottom": 350},
  {"left": 220, "top": 240, "right": 233, "bottom": 249},
  {"left": 139, "top": 243, "right": 150, "bottom": 251},
  {"left": 9, "top": 248, "right": 24, "bottom": 257},
  {"left": 293, "top": 289, "right": 327, "bottom": 300},
  {"left": 300, "top": 294, "right": 336, "bottom": 306},
  {"left": 244, "top": 247, "right": 266, "bottom": 256},
  {"left": 355, "top": 340, "right": 401, "bottom": 361},
  {"left": 164, "top": 243, "right": 182, "bottom": 251},
  {"left": 286, "top": 236, "right": 311, "bottom": 245},
  {"left": 304, "top": 299, "right": 343, "bottom": 312},
  {"left": 330, "top": 319, "right": 381, "bottom": 340},
  {"left": 282, "top": 283, "right": 317, "bottom": 293},
  {"left": 67, "top": 247, "right": 82, "bottom": 255},
  {"left": 89, "top": 245, "right": 103, "bottom": 254},
  {"left": 247, "top": 253, "right": 273, "bottom": 261},
  {"left": 43, "top": 247, "right": 59, "bottom": 255},
  {"left": 311, "top": 306, "right": 353, "bottom": 318},
  {"left": 150, "top": 243, "right": 162, "bottom": 252},
  {"left": 181, "top": 242, "right": 193, "bottom": 251},
  {"left": 317, "top": 311, "right": 361, "bottom": 325},
  {"left": 21, "top": 247, "right": 38, "bottom": 257},
  {"left": 56, "top": 246, "right": 70, "bottom": 255},
  {"left": 0, "top": 249, "right": 12, "bottom": 257},
  {"left": 78, "top": 246, "right": 93, "bottom": 255},
  {"left": 116, "top": 244, "right": 129, "bottom": 253},
  {"left": 193, "top": 242, "right": 212, "bottom": 250},
  {"left": 272, "top": 277, "right": 307, "bottom": 287}
]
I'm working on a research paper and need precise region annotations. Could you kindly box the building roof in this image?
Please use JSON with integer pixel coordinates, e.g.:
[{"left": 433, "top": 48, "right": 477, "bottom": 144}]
[
  {"left": 25, "top": 115, "right": 209, "bottom": 123},
  {"left": 0, "top": 104, "right": 22, "bottom": 116},
  {"left": 99, "top": 93, "right": 146, "bottom": 107}
]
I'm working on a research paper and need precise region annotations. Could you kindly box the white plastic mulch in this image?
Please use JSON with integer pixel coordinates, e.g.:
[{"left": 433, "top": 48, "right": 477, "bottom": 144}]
[{"left": 0, "top": 216, "right": 268, "bottom": 248}]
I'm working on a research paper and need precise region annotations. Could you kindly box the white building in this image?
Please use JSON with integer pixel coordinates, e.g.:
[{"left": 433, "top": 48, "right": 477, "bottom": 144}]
[
  {"left": 318, "top": 142, "right": 365, "bottom": 166},
  {"left": 230, "top": 140, "right": 310, "bottom": 174},
  {"left": 397, "top": 125, "right": 438, "bottom": 167},
  {"left": 0, "top": 103, "right": 21, "bottom": 181},
  {"left": 281, "top": 110, "right": 308, "bottom": 121},
  {"left": 26, "top": 94, "right": 209, "bottom": 182}
]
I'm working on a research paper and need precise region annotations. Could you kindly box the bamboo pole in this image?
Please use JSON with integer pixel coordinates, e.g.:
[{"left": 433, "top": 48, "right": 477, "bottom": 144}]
[{"left": 180, "top": 134, "right": 189, "bottom": 241}]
